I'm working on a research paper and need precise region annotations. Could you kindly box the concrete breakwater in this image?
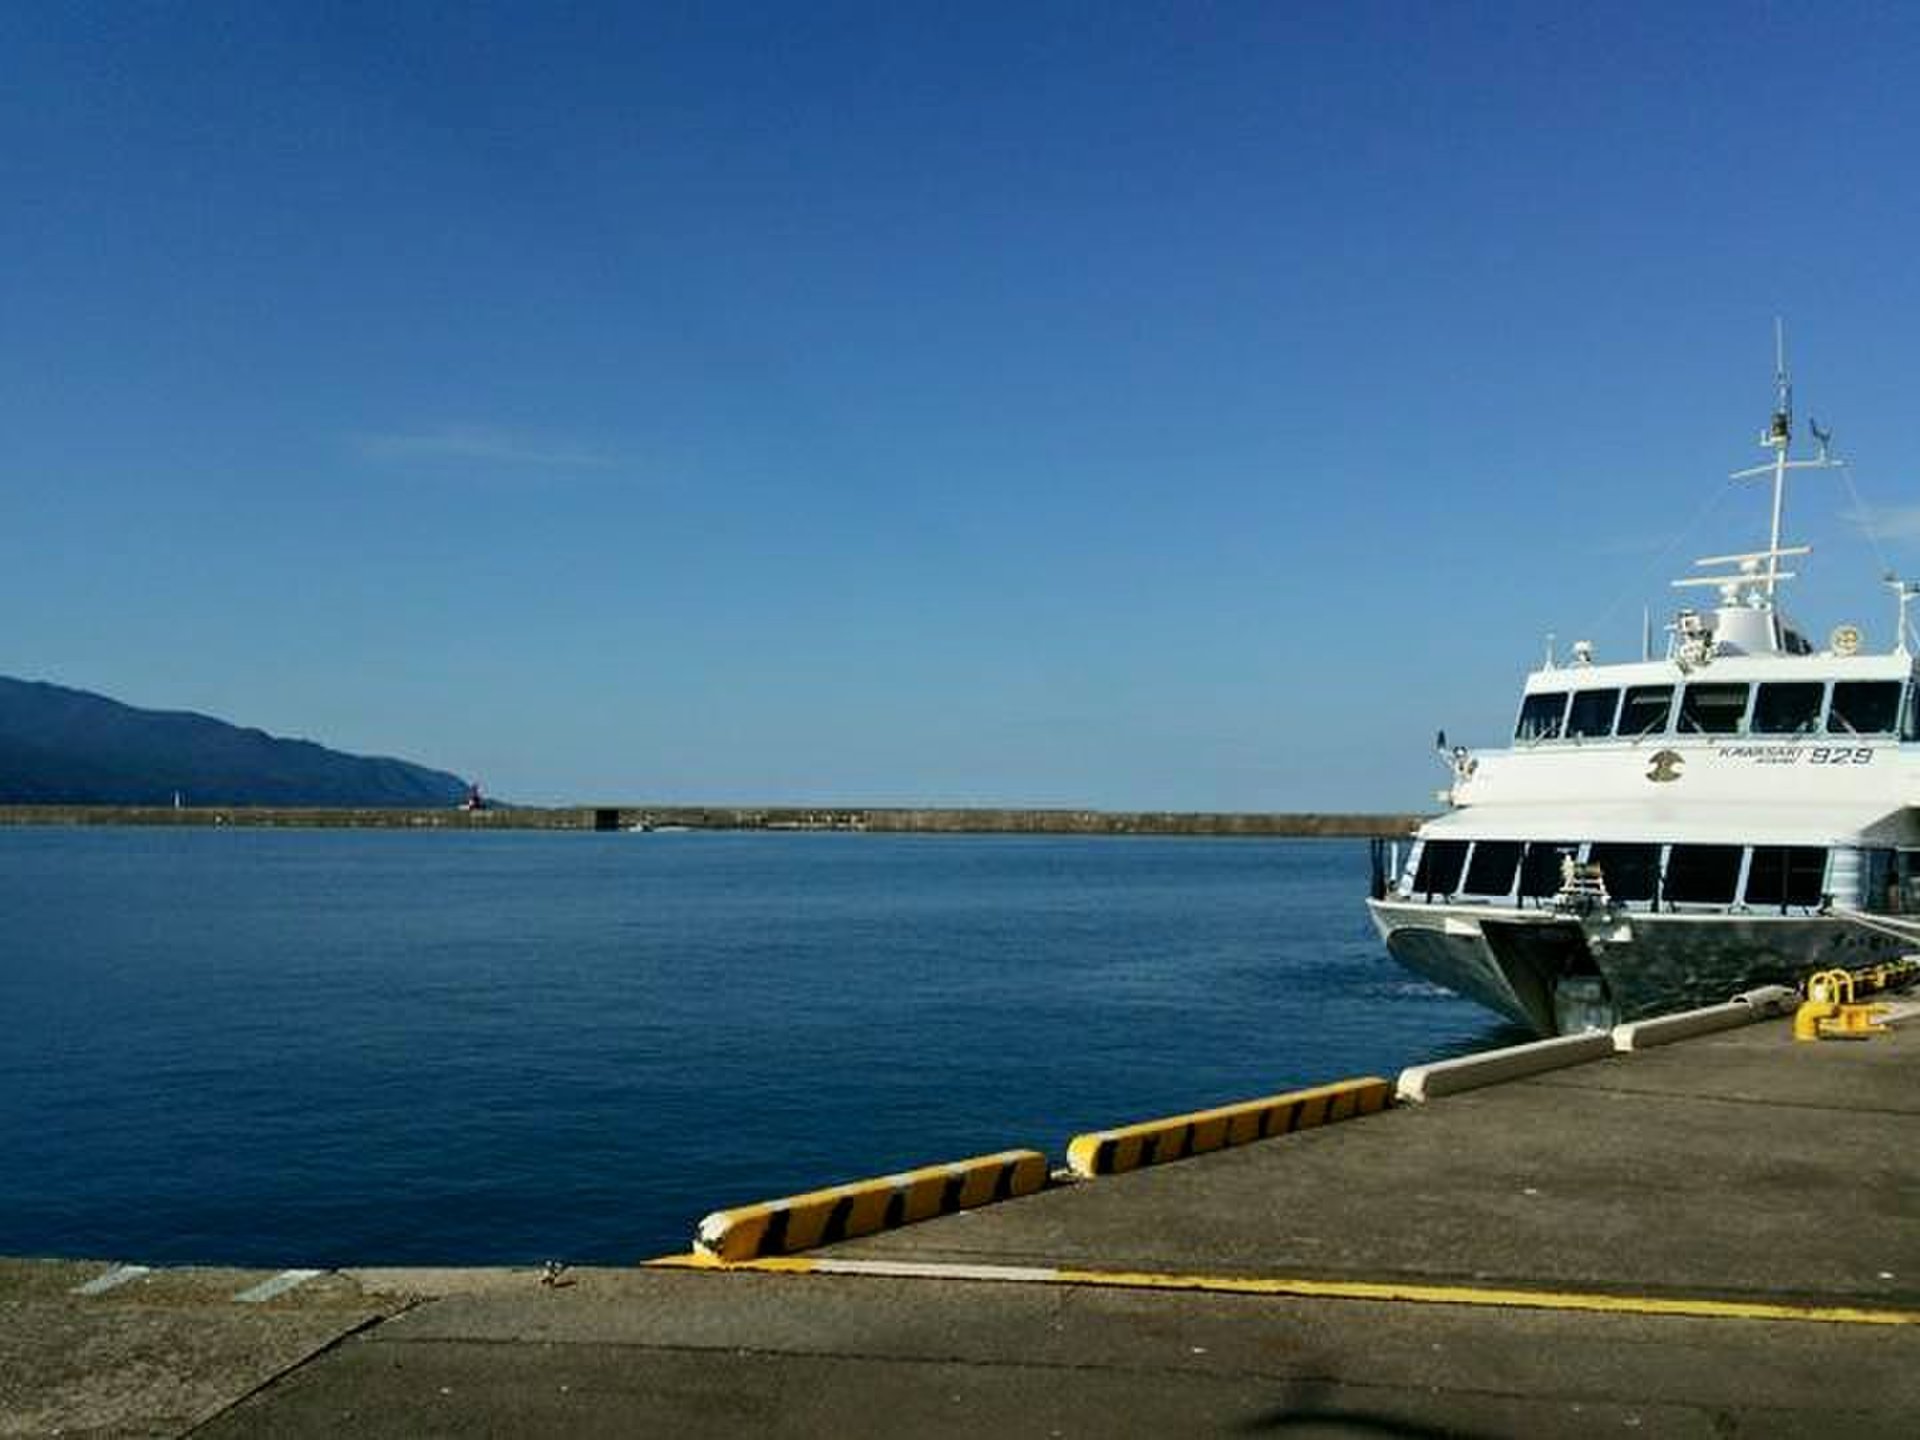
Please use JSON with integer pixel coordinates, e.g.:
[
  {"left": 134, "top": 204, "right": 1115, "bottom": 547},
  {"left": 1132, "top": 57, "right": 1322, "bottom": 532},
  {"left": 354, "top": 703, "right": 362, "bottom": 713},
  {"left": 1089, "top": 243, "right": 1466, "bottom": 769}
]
[{"left": 0, "top": 804, "right": 1426, "bottom": 836}]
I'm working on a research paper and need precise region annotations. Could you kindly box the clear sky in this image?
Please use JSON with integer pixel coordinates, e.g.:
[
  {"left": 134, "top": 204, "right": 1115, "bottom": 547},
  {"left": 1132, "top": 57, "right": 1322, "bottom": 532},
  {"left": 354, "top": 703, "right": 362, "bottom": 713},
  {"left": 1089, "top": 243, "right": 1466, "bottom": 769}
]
[{"left": 6, "top": 3, "right": 1920, "bottom": 809}]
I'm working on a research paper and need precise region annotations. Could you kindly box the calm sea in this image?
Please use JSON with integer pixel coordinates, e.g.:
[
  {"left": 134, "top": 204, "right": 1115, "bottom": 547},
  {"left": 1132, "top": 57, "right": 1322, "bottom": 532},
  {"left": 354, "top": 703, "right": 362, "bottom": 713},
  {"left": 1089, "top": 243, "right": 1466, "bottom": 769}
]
[{"left": 0, "top": 828, "right": 1520, "bottom": 1266}]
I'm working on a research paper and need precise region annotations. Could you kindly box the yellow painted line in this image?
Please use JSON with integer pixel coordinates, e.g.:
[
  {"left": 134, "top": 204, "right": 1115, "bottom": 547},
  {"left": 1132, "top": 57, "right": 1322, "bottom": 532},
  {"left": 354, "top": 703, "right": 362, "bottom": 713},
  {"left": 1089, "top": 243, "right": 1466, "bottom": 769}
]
[
  {"left": 1048, "top": 1265, "right": 1920, "bottom": 1328},
  {"left": 644, "top": 1253, "right": 1920, "bottom": 1328},
  {"left": 1065, "top": 1076, "right": 1392, "bottom": 1178}
]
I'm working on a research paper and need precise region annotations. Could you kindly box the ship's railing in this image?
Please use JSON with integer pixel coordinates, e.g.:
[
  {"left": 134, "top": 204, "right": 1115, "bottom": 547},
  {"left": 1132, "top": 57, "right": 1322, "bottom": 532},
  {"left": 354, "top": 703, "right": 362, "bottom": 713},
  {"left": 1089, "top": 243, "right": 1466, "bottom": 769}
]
[
  {"left": 1838, "top": 910, "right": 1920, "bottom": 945},
  {"left": 1553, "top": 860, "right": 1610, "bottom": 913}
]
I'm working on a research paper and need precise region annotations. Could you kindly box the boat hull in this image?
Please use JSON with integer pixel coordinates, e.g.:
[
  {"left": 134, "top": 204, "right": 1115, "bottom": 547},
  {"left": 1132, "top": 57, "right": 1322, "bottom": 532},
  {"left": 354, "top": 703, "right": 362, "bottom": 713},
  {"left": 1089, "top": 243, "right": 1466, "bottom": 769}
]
[{"left": 1366, "top": 898, "right": 1906, "bottom": 1035}]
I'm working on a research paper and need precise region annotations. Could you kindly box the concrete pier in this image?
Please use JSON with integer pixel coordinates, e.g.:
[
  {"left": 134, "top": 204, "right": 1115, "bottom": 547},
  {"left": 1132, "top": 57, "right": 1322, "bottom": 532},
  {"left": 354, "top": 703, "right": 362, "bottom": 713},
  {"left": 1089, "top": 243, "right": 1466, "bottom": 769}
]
[{"left": 6, "top": 1001, "right": 1917, "bottom": 1437}]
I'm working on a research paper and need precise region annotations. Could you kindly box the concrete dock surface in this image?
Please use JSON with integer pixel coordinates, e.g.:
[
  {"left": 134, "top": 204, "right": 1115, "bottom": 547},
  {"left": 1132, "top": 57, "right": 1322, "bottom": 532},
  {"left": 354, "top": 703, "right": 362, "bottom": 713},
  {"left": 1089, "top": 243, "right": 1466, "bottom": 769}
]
[{"left": 6, "top": 1006, "right": 1917, "bottom": 1437}]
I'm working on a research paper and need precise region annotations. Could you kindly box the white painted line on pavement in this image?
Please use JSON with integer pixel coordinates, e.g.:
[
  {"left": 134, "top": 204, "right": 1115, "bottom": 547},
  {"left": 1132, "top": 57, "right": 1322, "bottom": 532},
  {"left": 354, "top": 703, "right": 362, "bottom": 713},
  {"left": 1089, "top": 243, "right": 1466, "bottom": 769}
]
[
  {"left": 233, "top": 1268, "right": 326, "bottom": 1303},
  {"left": 71, "top": 1264, "right": 152, "bottom": 1296}
]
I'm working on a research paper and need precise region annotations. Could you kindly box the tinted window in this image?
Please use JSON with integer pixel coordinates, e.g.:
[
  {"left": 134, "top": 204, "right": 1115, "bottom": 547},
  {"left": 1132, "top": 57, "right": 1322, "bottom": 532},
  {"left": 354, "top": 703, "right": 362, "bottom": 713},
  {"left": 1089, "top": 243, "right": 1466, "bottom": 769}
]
[
  {"left": 1865, "top": 850, "right": 1899, "bottom": 913},
  {"left": 1679, "top": 683, "right": 1749, "bottom": 734},
  {"left": 1515, "top": 692, "right": 1567, "bottom": 742},
  {"left": 1906, "top": 684, "right": 1920, "bottom": 743},
  {"left": 1566, "top": 689, "right": 1619, "bottom": 738},
  {"left": 1753, "top": 682, "right": 1824, "bottom": 735},
  {"left": 1587, "top": 843, "right": 1660, "bottom": 902},
  {"left": 1462, "top": 841, "right": 1522, "bottom": 897},
  {"left": 1663, "top": 845, "right": 1742, "bottom": 905},
  {"left": 1829, "top": 681, "right": 1901, "bottom": 736},
  {"left": 1745, "top": 846, "right": 1827, "bottom": 908},
  {"left": 1616, "top": 685, "right": 1673, "bottom": 737},
  {"left": 1413, "top": 839, "right": 1469, "bottom": 896},
  {"left": 1519, "top": 841, "right": 1577, "bottom": 898}
]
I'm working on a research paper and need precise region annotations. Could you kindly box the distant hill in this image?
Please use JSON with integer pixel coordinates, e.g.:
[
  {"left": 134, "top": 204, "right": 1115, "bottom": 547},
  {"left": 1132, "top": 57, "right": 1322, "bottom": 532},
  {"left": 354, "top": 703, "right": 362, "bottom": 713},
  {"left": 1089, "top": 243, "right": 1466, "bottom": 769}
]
[{"left": 0, "top": 676, "right": 470, "bottom": 808}]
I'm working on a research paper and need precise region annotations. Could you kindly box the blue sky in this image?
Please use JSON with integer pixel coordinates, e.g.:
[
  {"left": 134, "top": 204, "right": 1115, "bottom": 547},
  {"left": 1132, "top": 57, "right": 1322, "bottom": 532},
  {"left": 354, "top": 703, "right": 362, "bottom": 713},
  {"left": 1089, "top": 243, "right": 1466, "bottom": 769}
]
[{"left": 5, "top": 3, "right": 1920, "bottom": 808}]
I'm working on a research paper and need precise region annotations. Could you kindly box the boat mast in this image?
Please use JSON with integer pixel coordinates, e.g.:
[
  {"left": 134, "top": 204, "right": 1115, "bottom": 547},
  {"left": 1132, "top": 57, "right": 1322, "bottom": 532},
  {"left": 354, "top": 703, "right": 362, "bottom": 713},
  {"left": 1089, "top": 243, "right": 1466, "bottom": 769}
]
[
  {"left": 1762, "top": 317, "right": 1792, "bottom": 598},
  {"left": 1718, "top": 318, "right": 1841, "bottom": 606}
]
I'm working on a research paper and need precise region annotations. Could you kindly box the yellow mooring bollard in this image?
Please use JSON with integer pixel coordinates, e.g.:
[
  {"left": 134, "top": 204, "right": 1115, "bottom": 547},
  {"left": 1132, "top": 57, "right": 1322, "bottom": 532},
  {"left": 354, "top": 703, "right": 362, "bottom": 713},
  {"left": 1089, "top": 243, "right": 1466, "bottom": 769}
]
[{"left": 1794, "top": 968, "right": 1888, "bottom": 1041}]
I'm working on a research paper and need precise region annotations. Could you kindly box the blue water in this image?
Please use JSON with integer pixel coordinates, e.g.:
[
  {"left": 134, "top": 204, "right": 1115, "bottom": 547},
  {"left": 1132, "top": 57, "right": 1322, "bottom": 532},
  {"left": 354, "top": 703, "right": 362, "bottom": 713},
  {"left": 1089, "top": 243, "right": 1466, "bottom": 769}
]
[{"left": 0, "top": 829, "right": 1521, "bottom": 1265}]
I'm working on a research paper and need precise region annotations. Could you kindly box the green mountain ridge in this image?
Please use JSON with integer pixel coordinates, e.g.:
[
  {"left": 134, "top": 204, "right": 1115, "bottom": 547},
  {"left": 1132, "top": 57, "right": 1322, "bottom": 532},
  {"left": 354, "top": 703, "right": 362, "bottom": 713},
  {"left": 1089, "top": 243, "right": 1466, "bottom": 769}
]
[{"left": 0, "top": 676, "right": 469, "bottom": 808}]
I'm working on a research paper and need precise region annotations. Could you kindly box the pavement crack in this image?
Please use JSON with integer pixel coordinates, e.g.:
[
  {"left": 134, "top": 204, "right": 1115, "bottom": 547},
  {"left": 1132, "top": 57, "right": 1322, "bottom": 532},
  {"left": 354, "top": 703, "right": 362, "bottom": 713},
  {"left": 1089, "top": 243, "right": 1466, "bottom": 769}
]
[
  {"left": 349, "top": 1332, "right": 1398, "bottom": 1387},
  {"left": 178, "top": 1298, "right": 425, "bottom": 1438}
]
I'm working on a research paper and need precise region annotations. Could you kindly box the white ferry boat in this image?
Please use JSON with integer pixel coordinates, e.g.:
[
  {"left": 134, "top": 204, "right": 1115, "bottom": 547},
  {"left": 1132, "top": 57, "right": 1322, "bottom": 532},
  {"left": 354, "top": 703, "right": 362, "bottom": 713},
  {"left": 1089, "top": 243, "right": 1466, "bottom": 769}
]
[{"left": 1368, "top": 337, "right": 1920, "bottom": 1034}]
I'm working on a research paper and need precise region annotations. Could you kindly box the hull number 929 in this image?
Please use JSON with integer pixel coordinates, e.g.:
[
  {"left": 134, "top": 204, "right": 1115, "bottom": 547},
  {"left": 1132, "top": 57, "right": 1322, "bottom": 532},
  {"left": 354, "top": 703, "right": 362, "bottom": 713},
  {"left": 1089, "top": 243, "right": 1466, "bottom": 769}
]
[{"left": 1810, "top": 748, "right": 1874, "bottom": 765}]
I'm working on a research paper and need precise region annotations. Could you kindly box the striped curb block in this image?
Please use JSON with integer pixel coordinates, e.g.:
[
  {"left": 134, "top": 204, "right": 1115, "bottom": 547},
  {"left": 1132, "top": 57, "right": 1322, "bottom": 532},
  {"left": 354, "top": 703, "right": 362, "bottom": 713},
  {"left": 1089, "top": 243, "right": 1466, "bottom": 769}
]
[
  {"left": 1064, "top": 1076, "right": 1392, "bottom": 1178},
  {"left": 693, "top": 1149, "right": 1050, "bottom": 1262}
]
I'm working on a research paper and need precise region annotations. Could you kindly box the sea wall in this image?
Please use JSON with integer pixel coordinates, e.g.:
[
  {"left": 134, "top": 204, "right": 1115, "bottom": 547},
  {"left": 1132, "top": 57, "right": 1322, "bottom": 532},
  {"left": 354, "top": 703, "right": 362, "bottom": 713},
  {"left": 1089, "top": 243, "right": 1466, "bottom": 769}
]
[{"left": 0, "top": 804, "right": 1427, "bottom": 836}]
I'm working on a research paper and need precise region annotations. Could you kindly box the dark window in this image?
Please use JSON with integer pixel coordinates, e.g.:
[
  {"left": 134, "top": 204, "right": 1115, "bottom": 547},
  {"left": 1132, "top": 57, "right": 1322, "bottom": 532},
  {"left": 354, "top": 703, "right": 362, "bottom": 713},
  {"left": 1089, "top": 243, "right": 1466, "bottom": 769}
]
[
  {"left": 1566, "top": 689, "right": 1620, "bottom": 738},
  {"left": 1829, "top": 681, "right": 1901, "bottom": 736},
  {"left": 1515, "top": 692, "right": 1567, "bottom": 742},
  {"left": 1412, "top": 839, "right": 1468, "bottom": 897},
  {"left": 1752, "top": 682, "right": 1824, "bottom": 735},
  {"left": 1519, "top": 841, "right": 1578, "bottom": 899},
  {"left": 1745, "top": 846, "right": 1827, "bottom": 909},
  {"left": 1866, "top": 850, "right": 1898, "bottom": 914},
  {"left": 1616, "top": 685, "right": 1673, "bottom": 737},
  {"left": 1905, "top": 684, "right": 1920, "bottom": 743},
  {"left": 1662, "top": 845, "right": 1742, "bottom": 905},
  {"left": 1588, "top": 843, "right": 1660, "bottom": 903},
  {"left": 1462, "top": 841, "right": 1522, "bottom": 897},
  {"left": 1679, "top": 683, "right": 1749, "bottom": 734}
]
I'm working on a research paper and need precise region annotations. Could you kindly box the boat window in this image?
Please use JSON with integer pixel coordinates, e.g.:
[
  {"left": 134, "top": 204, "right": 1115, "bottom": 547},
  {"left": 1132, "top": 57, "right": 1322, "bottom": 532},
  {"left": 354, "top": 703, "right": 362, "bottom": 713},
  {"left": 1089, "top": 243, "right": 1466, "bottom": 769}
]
[
  {"left": 1615, "top": 685, "right": 1673, "bottom": 737},
  {"left": 1515, "top": 692, "right": 1567, "bottom": 742},
  {"left": 1662, "top": 845, "right": 1742, "bottom": 905},
  {"left": 1905, "top": 683, "right": 1920, "bottom": 743},
  {"left": 1828, "top": 680, "right": 1901, "bottom": 736},
  {"left": 1518, "top": 841, "right": 1578, "bottom": 899},
  {"left": 1412, "top": 839, "right": 1469, "bottom": 897},
  {"left": 1462, "top": 841, "right": 1522, "bottom": 897},
  {"left": 1865, "top": 850, "right": 1902, "bottom": 914},
  {"left": 1566, "top": 689, "right": 1620, "bottom": 738},
  {"left": 1745, "top": 846, "right": 1828, "bottom": 909},
  {"left": 1587, "top": 843, "right": 1660, "bottom": 903},
  {"left": 1752, "top": 682, "right": 1824, "bottom": 735},
  {"left": 1678, "top": 683, "right": 1749, "bottom": 735}
]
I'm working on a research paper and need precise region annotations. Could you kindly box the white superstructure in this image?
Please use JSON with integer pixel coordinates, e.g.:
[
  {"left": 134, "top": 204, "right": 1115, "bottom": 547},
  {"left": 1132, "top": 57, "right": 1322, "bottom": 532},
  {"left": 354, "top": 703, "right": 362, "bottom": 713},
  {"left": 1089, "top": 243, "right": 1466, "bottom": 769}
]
[{"left": 1367, "top": 334, "right": 1920, "bottom": 1033}]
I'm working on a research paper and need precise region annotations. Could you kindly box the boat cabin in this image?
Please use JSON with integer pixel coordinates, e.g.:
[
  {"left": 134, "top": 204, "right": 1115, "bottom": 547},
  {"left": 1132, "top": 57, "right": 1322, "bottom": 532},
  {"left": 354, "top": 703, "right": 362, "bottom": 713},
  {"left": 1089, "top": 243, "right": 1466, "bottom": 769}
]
[
  {"left": 1512, "top": 669, "right": 1920, "bottom": 744},
  {"left": 1398, "top": 832, "right": 1920, "bottom": 917}
]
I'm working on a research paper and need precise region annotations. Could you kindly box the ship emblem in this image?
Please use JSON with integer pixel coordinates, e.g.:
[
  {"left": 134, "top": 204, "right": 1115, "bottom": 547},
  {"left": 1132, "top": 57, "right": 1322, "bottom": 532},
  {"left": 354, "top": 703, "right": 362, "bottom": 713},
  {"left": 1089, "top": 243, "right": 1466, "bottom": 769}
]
[{"left": 1646, "top": 749, "right": 1685, "bottom": 783}]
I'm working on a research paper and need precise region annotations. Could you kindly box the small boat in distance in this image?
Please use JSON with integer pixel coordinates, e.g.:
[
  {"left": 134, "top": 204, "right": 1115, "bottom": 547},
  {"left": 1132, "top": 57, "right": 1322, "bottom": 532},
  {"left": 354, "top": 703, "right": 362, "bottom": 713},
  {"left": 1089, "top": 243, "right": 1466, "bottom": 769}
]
[{"left": 1368, "top": 330, "right": 1920, "bottom": 1034}]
